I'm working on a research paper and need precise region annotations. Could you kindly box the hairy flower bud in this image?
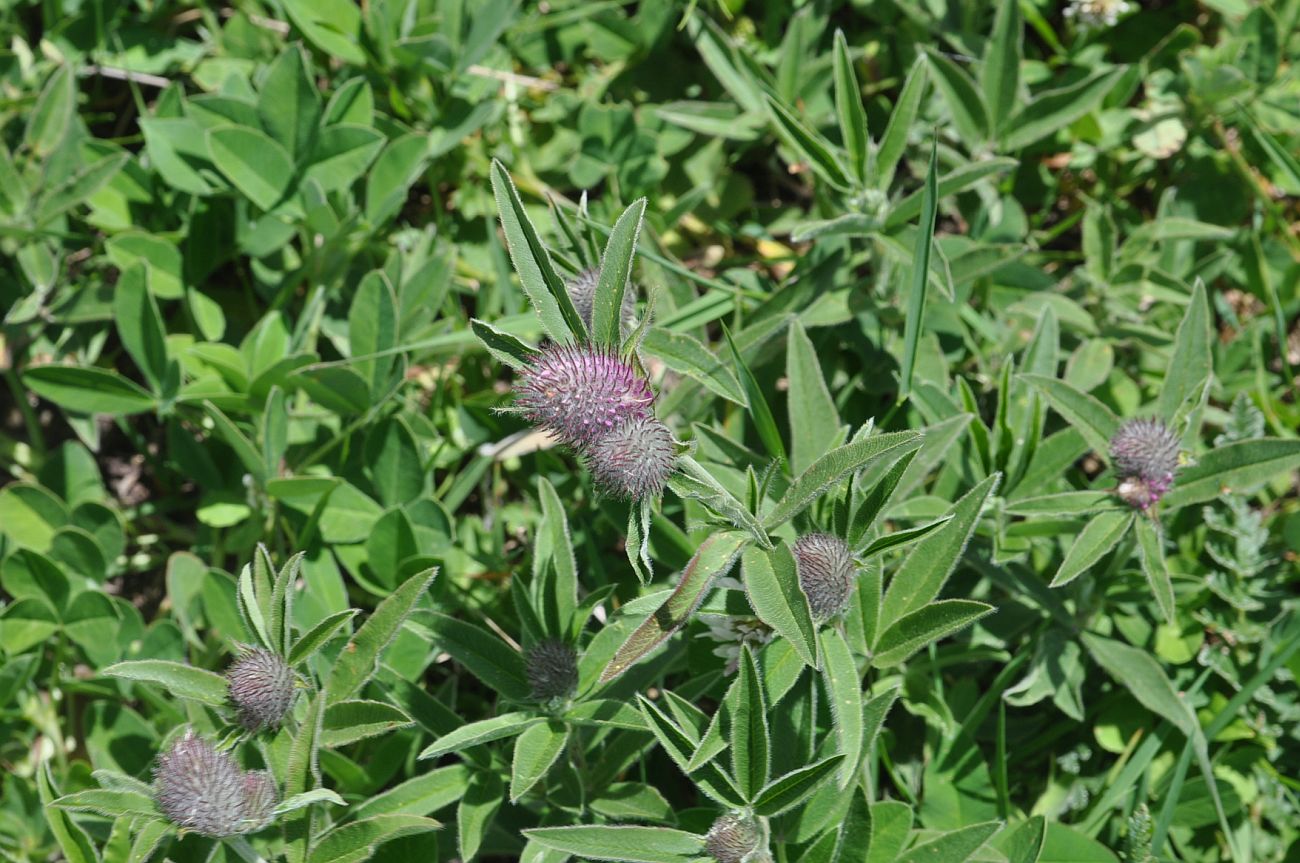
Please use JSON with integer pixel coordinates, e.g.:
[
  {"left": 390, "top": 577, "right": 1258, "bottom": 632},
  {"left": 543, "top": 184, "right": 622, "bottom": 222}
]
[
  {"left": 525, "top": 638, "right": 579, "bottom": 701},
  {"left": 154, "top": 731, "right": 252, "bottom": 837},
  {"left": 566, "top": 268, "right": 637, "bottom": 332},
  {"left": 583, "top": 416, "right": 676, "bottom": 499},
  {"left": 1109, "top": 418, "right": 1180, "bottom": 511},
  {"left": 227, "top": 646, "right": 295, "bottom": 731},
  {"left": 240, "top": 771, "right": 279, "bottom": 833},
  {"left": 793, "top": 533, "right": 855, "bottom": 622},
  {"left": 513, "top": 345, "right": 654, "bottom": 447},
  {"left": 705, "top": 813, "right": 764, "bottom": 863}
]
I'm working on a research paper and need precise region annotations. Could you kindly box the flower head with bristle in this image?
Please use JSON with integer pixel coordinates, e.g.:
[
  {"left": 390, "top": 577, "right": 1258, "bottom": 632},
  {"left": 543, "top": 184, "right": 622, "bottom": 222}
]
[
  {"left": 1109, "top": 418, "right": 1180, "bottom": 511},
  {"left": 513, "top": 345, "right": 654, "bottom": 448},
  {"left": 792, "top": 534, "right": 856, "bottom": 622},
  {"left": 705, "top": 813, "right": 766, "bottom": 863},
  {"left": 240, "top": 771, "right": 278, "bottom": 833},
  {"left": 566, "top": 268, "right": 637, "bottom": 332},
  {"left": 583, "top": 415, "right": 676, "bottom": 500},
  {"left": 154, "top": 731, "right": 253, "bottom": 837},
  {"left": 226, "top": 646, "right": 295, "bottom": 731},
  {"left": 525, "top": 638, "right": 579, "bottom": 701}
]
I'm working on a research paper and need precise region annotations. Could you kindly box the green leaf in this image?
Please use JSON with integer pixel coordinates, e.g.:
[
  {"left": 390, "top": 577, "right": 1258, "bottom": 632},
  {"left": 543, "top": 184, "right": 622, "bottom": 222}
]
[
  {"left": 327, "top": 568, "right": 436, "bottom": 703},
  {"left": 872, "top": 599, "right": 995, "bottom": 667},
  {"left": 304, "top": 125, "right": 385, "bottom": 191},
  {"left": 722, "top": 323, "right": 787, "bottom": 467},
  {"left": 1158, "top": 280, "right": 1212, "bottom": 422},
  {"left": 764, "top": 94, "right": 853, "bottom": 191},
  {"left": 425, "top": 613, "right": 531, "bottom": 701},
  {"left": 1162, "top": 438, "right": 1300, "bottom": 509},
  {"left": 510, "top": 719, "right": 568, "bottom": 801},
  {"left": 923, "top": 47, "right": 988, "bottom": 142},
  {"left": 39, "top": 765, "right": 97, "bottom": 863},
  {"left": 820, "top": 627, "right": 863, "bottom": 788},
  {"left": 885, "top": 157, "right": 1018, "bottom": 229},
  {"left": 470, "top": 318, "right": 538, "bottom": 370},
  {"left": 490, "top": 160, "right": 588, "bottom": 344},
  {"left": 284, "top": 691, "right": 326, "bottom": 863},
  {"left": 742, "top": 544, "right": 818, "bottom": 669},
  {"left": 24, "top": 367, "right": 155, "bottom": 415},
  {"left": 1020, "top": 374, "right": 1120, "bottom": 458},
  {"left": 306, "top": 815, "right": 442, "bottom": 863},
  {"left": 635, "top": 694, "right": 743, "bottom": 807},
  {"left": 786, "top": 320, "right": 841, "bottom": 474},
  {"left": 352, "top": 766, "right": 469, "bottom": 819},
  {"left": 419, "top": 712, "right": 542, "bottom": 760},
  {"left": 102, "top": 660, "right": 228, "bottom": 707},
  {"left": 640, "top": 329, "right": 745, "bottom": 405},
  {"left": 273, "top": 789, "right": 347, "bottom": 817},
  {"left": 350, "top": 270, "right": 398, "bottom": 398},
  {"left": 591, "top": 198, "right": 647, "bottom": 347},
  {"left": 896, "top": 821, "right": 1001, "bottom": 863},
  {"left": 281, "top": 0, "right": 366, "bottom": 65},
  {"left": 258, "top": 45, "right": 321, "bottom": 158},
  {"left": 1135, "top": 518, "right": 1174, "bottom": 624},
  {"left": 729, "top": 646, "right": 770, "bottom": 799},
  {"left": 322, "top": 699, "right": 415, "bottom": 747},
  {"left": 364, "top": 419, "right": 424, "bottom": 507},
  {"left": 207, "top": 125, "right": 295, "bottom": 211},
  {"left": 1002, "top": 67, "right": 1125, "bottom": 150},
  {"left": 877, "top": 57, "right": 929, "bottom": 189},
  {"left": 1002, "top": 816, "right": 1048, "bottom": 863},
  {"left": 764, "top": 431, "right": 921, "bottom": 531},
  {"left": 832, "top": 30, "right": 869, "bottom": 183},
  {"left": 365, "top": 134, "right": 430, "bottom": 225},
  {"left": 670, "top": 457, "right": 769, "bottom": 548},
  {"left": 457, "top": 770, "right": 504, "bottom": 862},
  {"left": 981, "top": 0, "right": 1022, "bottom": 137},
  {"left": 601, "top": 531, "right": 748, "bottom": 683},
  {"left": 535, "top": 476, "right": 578, "bottom": 637},
  {"left": 113, "top": 264, "right": 170, "bottom": 393},
  {"left": 1081, "top": 633, "right": 1197, "bottom": 737},
  {"left": 1050, "top": 510, "right": 1134, "bottom": 587},
  {"left": 26, "top": 65, "right": 75, "bottom": 156},
  {"left": 899, "top": 139, "right": 938, "bottom": 399},
  {"left": 524, "top": 826, "right": 704, "bottom": 863},
  {"left": 880, "top": 474, "right": 1000, "bottom": 622},
  {"left": 752, "top": 755, "right": 846, "bottom": 817},
  {"left": 50, "top": 789, "right": 161, "bottom": 820}
]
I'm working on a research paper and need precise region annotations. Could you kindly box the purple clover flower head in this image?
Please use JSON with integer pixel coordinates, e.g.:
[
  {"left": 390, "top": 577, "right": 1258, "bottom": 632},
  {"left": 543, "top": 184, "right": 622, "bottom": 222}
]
[
  {"left": 226, "top": 646, "right": 295, "bottom": 731},
  {"left": 525, "top": 638, "right": 579, "bottom": 701},
  {"left": 240, "top": 771, "right": 279, "bottom": 833},
  {"left": 583, "top": 416, "right": 676, "bottom": 500},
  {"left": 1109, "top": 418, "right": 1180, "bottom": 511},
  {"left": 566, "top": 268, "right": 637, "bottom": 332},
  {"left": 705, "top": 813, "right": 765, "bottom": 863},
  {"left": 513, "top": 345, "right": 654, "bottom": 448},
  {"left": 792, "top": 533, "right": 856, "bottom": 622},
  {"left": 154, "top": 730, "right": 251, "bottom": 837}
]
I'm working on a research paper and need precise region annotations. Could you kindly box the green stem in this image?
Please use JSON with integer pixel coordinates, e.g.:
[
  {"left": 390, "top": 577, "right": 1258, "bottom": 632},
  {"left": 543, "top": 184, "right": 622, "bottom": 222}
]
[{"left": 4, "top": 367, "right": 46, "bottom": 461}]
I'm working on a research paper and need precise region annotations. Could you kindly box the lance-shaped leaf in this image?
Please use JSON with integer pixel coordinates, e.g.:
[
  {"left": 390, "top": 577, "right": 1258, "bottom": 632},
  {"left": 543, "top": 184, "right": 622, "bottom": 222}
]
[
  {"left": 591, "top": 199, "right": 647, "bottom": 347},
  {"left": 872, "top": 600, "right": 994, "bottom": 667},
  {"left": 880, "top": 473, "right": 1000, "bottom": 622},
  {"left": 1050, "top": 510, "right": 1134, "bottom": 587},
  {"left": 752, "top": 755, "right": 846, "bottom": 817},
  {"left": 728, "top": 646, "right": 770, "bottom": 799},
  {"left": 742, "top": 543, "right": 818, "bottom": 669},
  {"left": 601, "top": 532, "right": 747, "bottom": 683},
  {"left": 1020, "top": 374, "right": 1120, "bottom": 458},
  {"left": 490, "top": 160, "right": 588, "bottom": 344},
  {"left": 820, "top": 628, "right": 863, "bottom": 788},
  {"left": 1135, "top": 517, "right": 1175, "bottom": 624},
  {"left": 102, "top": 660, "right": 228, "bottom": 707},
  {"left": 899, "top": 139, "right": 938, "bottom": 399},
  {"left": 525, "top": 826, "right": 705, "bottom": 863},
  {"left": 764, "top": 431, "right": 921, "bottom": 531},
  {"left": 1161, "top": 438, "right": 1300, "bottom": 509},
  {"left": 327, "top": 568, "right": 436, "bottom": 703}
]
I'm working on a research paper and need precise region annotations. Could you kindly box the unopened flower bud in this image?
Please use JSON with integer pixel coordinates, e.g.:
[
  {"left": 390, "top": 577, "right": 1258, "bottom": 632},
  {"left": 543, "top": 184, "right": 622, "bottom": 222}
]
[
  {"left": 566, "top": 268, "right": 637, "bottom": 332},
  {"left": 154, "top": 731, "right": 250, "bottom": 837},
  {"left": 793, "top": 534, "right": 855, "bottom": 622},
  {"left": 705, "top": 813, "right": 765, "bottom": 863},
  {"left": 1109, "top": 418, "right": 1179, "bottom": 511},
  {"left": 584, "top": 416, "right": 676, "bottom": 499},
  {"left": 525, "top": 638, "right": 579, "bottom": 701},
  {"left": 226, "top": 646, "right": 295, "bottom": 731}
]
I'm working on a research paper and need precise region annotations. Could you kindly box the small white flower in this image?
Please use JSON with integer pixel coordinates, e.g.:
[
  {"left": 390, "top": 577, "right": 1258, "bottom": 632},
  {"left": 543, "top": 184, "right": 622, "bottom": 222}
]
[
  {"left": 1064, "top": 0, "right": 1133, "bottom": 27},
  {"left": 699, "top": 613, "right": 775, "bottom": 675}
]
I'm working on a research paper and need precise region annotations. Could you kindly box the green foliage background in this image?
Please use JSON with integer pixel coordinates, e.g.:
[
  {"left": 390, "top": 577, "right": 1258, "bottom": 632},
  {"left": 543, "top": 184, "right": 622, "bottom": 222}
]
[{"left": 2, "top": 1, "right": 1300, "bottom": 862}]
